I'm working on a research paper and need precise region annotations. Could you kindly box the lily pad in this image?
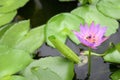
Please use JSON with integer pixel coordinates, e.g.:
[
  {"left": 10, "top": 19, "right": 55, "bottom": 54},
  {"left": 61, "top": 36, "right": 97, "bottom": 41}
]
[
  {"left": 46, "top": 13, "right": 84, "bottom": 47},
  {"left": 0, "top": 20, "right": 30, "bottom": 47},
  {"left": 111, "top": 70, "right": 120, "bottom": 80},
  {"left": 0, "top": 11, "right": 16, "bottom": 27},
  {"left": 0, "top": 45, "right": 32, "bottom": 78},
  {"left": 97, "top": 0, "right": 120, "bottom": 19},
  {"left": 71, "top": 5, "right": 118, "bottom": 36},
  {"left": 23, "top": 57, "right": 74, "bottom": 80},
  {"left": 103, "top": 47, "right": 120, "bottom": 64},
  {"left": 32, "top": 67, "right": 62, "bottom": 80},
  {"left": 15, "top": 25, "right": 45, "bottom": 53},
  {"left": 0, "top": 24, "right": 13, "bottom": 38},
  {"left": 0, "top": 20, "right": 45, "bottom": 53},
  {"left": 0, "top": 20, "right": 45, "bottom": 78},
  {"left": 0, "top": 75, "right": 27, "bottom": 80},
  {"left": 0, "top": 0, "right": 29, "bottom": 13}
]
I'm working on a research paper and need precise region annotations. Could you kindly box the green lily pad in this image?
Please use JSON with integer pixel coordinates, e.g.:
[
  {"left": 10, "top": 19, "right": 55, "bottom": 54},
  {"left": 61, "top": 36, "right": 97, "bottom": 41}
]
[
  {"left": 0, "top": 24, "right": 13, "bottom": 38},
  {"left": 0, "top": 11, "right": 16, "bottom": 27},
  {"left": 0, "top": 20, "right": 30, "bottom": 47},
  {"left": 0, "top": 45, "right": 32, "bottom": 78},
  {"left": 71, "top": 5, "right": 118, "bottom": 36},
  {"left": 0, "top": 75, "right": 27, "bottom": 80},
  {"left": 0, "top": 20, "right": 45, "bottom": 78},
  {"left": 32, "top": 67, "right": 62, "bottom": 80},
  {"left": 23, "top": 57, "right": 74, "bottom": 80},
  {"left": 46, "top": 13, "right": 84, "bottom": 47},
  {"left": 15, "top": 25, "right": 45, "bottom": 53},
  {"left": 0, "top": 0, "right": 29, "bottom": 13},
  {"left": 0, "top": 20, "right": 45, "bottom": 53},
  {"left": 97, "top": 0, "right": 120, "bottom": 19},
  {"left": 111, "top": 70, "right": 120, "bottom": 80},
  {"left": 103, "top": 47, "right": 120, "bottom": 63},
  {"left": 114, "top": 43, "right": 120, "bottom": 52}
]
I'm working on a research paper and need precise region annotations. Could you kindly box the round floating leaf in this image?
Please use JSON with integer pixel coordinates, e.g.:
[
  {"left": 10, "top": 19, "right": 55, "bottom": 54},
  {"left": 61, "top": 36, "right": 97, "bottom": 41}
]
[
  {"left": 0, "top": 45, "right": 32, "bottom": 78},
  {"left": 71, "top": 5, "right": 118, "bottom": 36},
  {"left": 111, "top": 70, "right": 120, "bottom": 80},
  {"left": 0, "top": 11, "right": 17, "bottom": 27},
  {"left": 103, "top": 47, "right": 120, "bottom": 63},
  {"left": 0, "top": 0, "right": 29, "bottom": 13},
  {"left": 23, "top": 57, "right": 74, "bottom": 80},
  {"left": 15, "top": 25, "right": 45, "bottom": 53},
  {"left": 0, "top": 20, "right": 45, "bottom": 54},
  {"left": 97, "top": 0, "right": 120, "bottom": 19},
  {"left": 0, "top": 20, "right": 30, "bottom": 47},
  {"left": 32, "top": 67, "right": 62, "bottom": 80},
  {"left": 0, "top": 76, "right": 27, "bottom": 80},
  {"left": 46, "top": 13, "right": 84, "bottom": 47}
]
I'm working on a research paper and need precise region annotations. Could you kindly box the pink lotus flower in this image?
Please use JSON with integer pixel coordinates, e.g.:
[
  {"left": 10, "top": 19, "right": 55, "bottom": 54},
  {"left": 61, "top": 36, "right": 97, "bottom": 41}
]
[{"left": 73, "top": 21, "right": 108, "bottom": 49}]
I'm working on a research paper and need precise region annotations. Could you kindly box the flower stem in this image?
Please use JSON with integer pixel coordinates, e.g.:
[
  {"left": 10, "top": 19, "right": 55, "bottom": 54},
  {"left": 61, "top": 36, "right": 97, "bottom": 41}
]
[
  {"left": 87, "top": 47, "right": 91, "bottom": 77},
  {"left": 84, "top": 51, "right": 106, "bottom": 57}
]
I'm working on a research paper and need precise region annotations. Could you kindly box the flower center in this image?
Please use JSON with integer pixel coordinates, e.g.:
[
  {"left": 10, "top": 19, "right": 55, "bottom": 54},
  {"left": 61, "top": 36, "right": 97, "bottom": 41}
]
[{"left": 85, "top": 35, "right": 96, "bottom": 43}]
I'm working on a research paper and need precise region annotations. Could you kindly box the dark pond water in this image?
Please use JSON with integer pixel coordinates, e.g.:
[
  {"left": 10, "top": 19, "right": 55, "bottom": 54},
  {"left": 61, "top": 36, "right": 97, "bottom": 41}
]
[{"left": 17, "top": 0, "right": 120, "bottom": 80}]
